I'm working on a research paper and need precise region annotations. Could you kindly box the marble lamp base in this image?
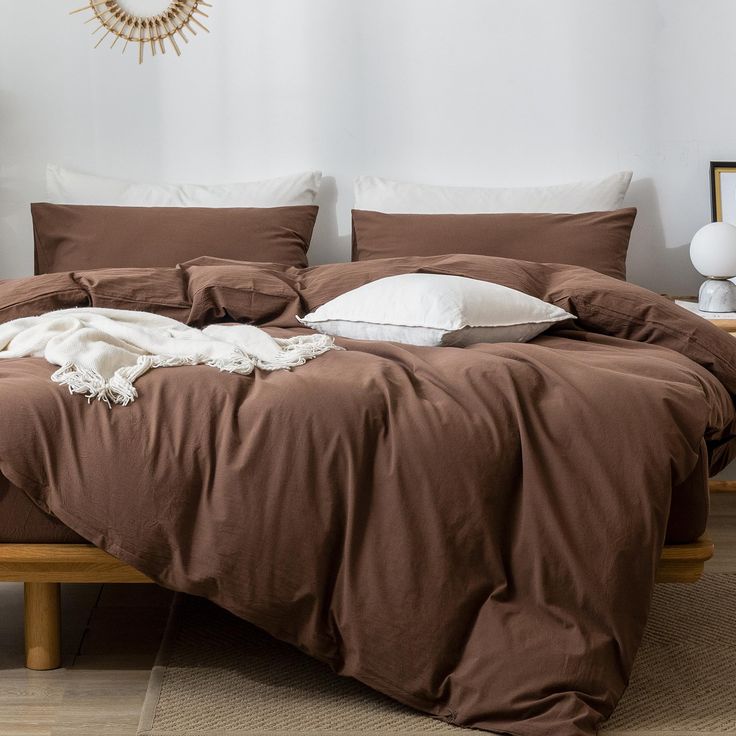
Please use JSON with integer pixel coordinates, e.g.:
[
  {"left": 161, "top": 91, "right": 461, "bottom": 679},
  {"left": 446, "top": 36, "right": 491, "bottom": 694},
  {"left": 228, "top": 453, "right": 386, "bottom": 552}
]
[{"left": 698, "top": 277, "right": 736, "bottom": 312}]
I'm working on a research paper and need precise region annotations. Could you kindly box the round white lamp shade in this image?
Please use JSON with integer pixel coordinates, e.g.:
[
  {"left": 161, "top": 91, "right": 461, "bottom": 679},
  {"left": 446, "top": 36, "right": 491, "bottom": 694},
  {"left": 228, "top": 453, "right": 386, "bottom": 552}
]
[{"left": 690, "top": 222, "right": 736, "bottom": 278}]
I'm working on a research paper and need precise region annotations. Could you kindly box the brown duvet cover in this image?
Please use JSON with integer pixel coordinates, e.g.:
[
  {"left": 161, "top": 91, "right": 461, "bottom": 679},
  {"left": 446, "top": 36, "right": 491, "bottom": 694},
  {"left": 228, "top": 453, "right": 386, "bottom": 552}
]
[
  {"left": 1, "top": 255, "right": 736, "bottom": 736},
  {"left": 0, "top": 452, "right": 712, "bottom": 546}
]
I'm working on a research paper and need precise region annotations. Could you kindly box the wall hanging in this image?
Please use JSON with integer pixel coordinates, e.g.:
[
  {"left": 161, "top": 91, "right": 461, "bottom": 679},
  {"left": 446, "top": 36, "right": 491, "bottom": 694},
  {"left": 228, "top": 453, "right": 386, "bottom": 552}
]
[{"left": 70, "top": 0, "right": 212, "bottom": 64}]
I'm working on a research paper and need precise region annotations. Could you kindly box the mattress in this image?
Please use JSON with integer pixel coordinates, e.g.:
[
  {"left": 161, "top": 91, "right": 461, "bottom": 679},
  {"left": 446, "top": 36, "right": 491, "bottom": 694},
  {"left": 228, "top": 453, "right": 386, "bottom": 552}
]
[
  {"left": 0, "top": 474, "right": 86, "bottom": 544},
  {"left": 0, "top": 460, "right": 709, "bottom": 546}
]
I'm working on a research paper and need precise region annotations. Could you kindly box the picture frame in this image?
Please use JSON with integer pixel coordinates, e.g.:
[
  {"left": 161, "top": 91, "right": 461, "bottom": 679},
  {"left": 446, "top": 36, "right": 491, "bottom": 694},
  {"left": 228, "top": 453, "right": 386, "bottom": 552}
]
[{"left": 710, "top": 161, "right": 736, "bottom": 224}]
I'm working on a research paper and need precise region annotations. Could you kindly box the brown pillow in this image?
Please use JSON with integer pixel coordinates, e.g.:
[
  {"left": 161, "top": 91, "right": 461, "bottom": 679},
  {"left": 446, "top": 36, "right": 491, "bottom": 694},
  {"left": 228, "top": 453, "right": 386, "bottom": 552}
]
[
  {"left": 75, "top": 268, "right": 191, "bottom": 322},
  {"left": 183, "top": 258, "right": 299, "bottom": 327},
  {"left": 0, "top": 272, "right": 88, "bottom": 323},
  {"left": 31, "top": 203, "right": 318, "bottom": 274},
  {"left": 351, "top": 208, "right": 637, "bottom": 280}
]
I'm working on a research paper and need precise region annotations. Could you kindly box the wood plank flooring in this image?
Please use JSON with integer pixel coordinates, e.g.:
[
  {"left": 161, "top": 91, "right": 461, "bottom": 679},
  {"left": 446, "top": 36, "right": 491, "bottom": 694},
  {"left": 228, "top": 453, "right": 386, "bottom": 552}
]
[
  {"left": 0, "top": 493, "right": 735, "bottom": 735},
  {"left": 0, "top": 583, "right": 172, "bottom": 735}
]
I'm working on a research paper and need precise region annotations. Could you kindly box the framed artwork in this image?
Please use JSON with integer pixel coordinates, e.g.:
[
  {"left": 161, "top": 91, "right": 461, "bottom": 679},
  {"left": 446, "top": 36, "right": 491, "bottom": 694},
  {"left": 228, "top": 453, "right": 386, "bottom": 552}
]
[{"left": 710, "top": 161, "right": 736, "bottom": 224}]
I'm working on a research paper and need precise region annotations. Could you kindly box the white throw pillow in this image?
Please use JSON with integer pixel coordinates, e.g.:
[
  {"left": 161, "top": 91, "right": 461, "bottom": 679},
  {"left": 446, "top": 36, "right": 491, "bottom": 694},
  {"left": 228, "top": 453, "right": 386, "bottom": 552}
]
[
  {"left": 298, "top": 274, "right": 573, "bottom": 347},
  {"left": 46, "top": 164, "right": 322, "bottom": 207},
  {"left": 353, "top": 171, "right": 632, "bottom": 214}
]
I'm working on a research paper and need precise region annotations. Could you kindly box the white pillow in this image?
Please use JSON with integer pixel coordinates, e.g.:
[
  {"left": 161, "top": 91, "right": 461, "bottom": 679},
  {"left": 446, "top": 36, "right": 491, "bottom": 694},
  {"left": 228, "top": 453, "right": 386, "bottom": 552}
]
[
  {"left": 353, "top": 171, "right": 632, "bottom": 214},
  {"left": 298, "top": 273, "right": 573, "bottom": 347},
  {"left": 46, "top": 164, "right": 322, "bottom": 207}
]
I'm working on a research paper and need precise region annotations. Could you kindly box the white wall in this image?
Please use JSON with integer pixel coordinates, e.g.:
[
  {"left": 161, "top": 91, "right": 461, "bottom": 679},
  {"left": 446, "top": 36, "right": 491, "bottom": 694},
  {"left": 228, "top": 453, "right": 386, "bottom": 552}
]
[{"left": 2, "top": 0, "right": 736, "bottom": 294}]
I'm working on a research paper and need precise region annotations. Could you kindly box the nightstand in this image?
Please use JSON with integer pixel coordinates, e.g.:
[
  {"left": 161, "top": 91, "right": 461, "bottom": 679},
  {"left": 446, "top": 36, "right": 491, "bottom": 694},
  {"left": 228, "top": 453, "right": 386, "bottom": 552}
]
[
  {"left": 666, "top": 295, "right": 736, "bottom": 334},
  {"left": 666, "top": 296, "right": 736, "bottom": 492}
]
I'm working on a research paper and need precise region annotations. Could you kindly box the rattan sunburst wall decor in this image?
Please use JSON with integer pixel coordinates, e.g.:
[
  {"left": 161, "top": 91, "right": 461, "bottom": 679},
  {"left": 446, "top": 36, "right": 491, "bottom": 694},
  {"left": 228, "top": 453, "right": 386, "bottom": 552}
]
[{"left": 70, "top": 1, "right": 212, "bottom": 64}]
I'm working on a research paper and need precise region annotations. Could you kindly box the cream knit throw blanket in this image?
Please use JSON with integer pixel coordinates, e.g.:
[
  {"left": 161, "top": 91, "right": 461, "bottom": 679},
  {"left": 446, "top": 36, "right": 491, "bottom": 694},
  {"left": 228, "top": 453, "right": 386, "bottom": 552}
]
[{"left": 0, "top": 308, "right": 339, "bottom": 406}]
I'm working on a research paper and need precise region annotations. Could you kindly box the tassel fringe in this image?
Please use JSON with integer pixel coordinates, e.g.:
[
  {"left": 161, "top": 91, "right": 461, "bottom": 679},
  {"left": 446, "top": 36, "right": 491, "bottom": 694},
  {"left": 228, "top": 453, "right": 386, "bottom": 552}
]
[{"left": 50, "top": 334, "right": 340, "bottom": 408}]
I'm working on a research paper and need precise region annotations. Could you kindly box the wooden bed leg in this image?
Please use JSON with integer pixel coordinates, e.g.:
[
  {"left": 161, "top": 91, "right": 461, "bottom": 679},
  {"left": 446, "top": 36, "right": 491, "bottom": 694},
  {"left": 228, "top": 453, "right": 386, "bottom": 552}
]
[{"left": 23, "top": 582, "right": 61, "bottom": 670}]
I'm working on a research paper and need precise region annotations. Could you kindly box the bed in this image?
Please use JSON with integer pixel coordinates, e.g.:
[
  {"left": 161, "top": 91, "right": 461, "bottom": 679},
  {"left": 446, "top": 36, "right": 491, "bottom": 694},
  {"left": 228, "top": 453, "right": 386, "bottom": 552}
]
[
  {"left": 3, "top": 166, "right": 735, "bottom": 735},
  {"left": 1, "top": 252, "right": 734, "bottom": 736}
]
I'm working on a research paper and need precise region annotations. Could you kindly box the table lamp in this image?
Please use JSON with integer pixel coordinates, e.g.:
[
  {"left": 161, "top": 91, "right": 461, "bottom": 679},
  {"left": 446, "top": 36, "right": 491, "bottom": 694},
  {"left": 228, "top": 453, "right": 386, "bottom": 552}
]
[{"left": 690, "top": 222, "right": 736, "bottom": 312}]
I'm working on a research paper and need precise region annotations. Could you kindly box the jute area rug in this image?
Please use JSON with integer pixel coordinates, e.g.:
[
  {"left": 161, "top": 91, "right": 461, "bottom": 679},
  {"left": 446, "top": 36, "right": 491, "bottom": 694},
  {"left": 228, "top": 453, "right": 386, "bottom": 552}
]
[{"left": 137, "top": 574, "right": 736, "bottom": 735}]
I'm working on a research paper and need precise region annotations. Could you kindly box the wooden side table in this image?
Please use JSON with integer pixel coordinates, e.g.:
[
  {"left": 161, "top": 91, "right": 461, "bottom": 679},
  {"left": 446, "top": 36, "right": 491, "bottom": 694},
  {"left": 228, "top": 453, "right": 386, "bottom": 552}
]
[
  {"left": 667, "top": 295, "right": 736, "bottom": 334},
  {"left": 668, "top": 296, "right": 736, "bottom": 492}
]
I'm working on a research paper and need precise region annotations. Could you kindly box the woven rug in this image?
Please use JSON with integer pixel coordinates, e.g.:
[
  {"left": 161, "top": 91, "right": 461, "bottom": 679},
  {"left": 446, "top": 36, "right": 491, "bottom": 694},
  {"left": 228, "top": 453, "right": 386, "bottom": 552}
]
[{"left": 137, "top": 574, "right": 736, "bottom": 735}]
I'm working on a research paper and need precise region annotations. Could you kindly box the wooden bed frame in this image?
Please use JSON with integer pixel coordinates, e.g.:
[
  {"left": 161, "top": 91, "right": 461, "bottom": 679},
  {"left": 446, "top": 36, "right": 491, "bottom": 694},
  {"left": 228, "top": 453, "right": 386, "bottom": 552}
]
[
  {"left": 0, "top": 537, "right": 715, "bottom": 670},
  {"left": 0, "top": 544, "right": 152, "bottom": 670}
]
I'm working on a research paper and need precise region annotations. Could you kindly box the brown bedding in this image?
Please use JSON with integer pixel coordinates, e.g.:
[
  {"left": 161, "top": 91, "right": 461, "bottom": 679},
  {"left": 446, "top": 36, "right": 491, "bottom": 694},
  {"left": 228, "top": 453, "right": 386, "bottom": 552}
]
[
  {"left": 351, "top": 209, "right": 637, "bottom": 279},
  {"left": 1, "top": 254, "right": 736, "bottom": 735},
  {"left": 0, "top": 463, "right": 709, "bottom": 547},
  {"left": 31, "top": 203, "right": 318, "bottom": 273},
  {"left": 0, "top": 474, "right": 85, "bottom": 543}
]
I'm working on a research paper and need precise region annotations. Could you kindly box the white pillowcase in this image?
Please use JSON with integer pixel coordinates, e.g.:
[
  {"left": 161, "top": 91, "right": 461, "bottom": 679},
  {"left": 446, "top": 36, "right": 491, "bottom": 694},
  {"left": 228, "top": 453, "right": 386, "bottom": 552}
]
[
  {"left": 46, "top": 164, "right": 322, "bottom": 207},
  {"left": 298, "top": 273, "right": 573, "bottom": 347},
  {"left": 353, "top": 171, "right": 632, "bottom": 214}
]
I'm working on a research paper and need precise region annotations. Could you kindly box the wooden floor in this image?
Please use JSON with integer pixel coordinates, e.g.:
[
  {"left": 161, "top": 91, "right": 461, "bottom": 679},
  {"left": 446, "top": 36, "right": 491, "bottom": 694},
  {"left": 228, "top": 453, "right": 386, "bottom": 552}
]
[
  {"left": 0, "top": 495, "right": 735, "bottom": 735},
  {"left": 0, "top": 582, "right": 172, "bottom": 735}
]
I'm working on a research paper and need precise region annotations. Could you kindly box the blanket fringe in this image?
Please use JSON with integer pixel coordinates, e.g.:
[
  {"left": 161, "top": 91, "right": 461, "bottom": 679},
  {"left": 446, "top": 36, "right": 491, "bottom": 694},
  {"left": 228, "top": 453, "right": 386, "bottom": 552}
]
[
  {"left": 264, "top": 333, "right": 342, "bottom": 368},
  {"left": 51, "top": 356, "right": 196, "bottom": 408},
  {"left": 50, "top": 334, "right": 340, "bottom": 407}
]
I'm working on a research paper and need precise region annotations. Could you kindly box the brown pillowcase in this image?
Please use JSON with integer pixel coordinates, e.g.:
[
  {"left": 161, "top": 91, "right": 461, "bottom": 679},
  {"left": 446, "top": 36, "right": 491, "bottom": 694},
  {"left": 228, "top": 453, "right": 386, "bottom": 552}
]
[
  {"left": 31, "top": 203, "right": 318, "bottom": 274},
  {"left": 0, "top": 268, "right": 193, "bottom": 324},
  {"left": 183, "top": 259, "right": 300, "bottom": 327},
  {"left": 0, "top": 273, "right": 88, "bottom": 323},
  {"left": 351, "top": 208, "right": 637, "bottom": 280},
  {"left": 75, "top": 268, "right": 191, "bottom": 322}
]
